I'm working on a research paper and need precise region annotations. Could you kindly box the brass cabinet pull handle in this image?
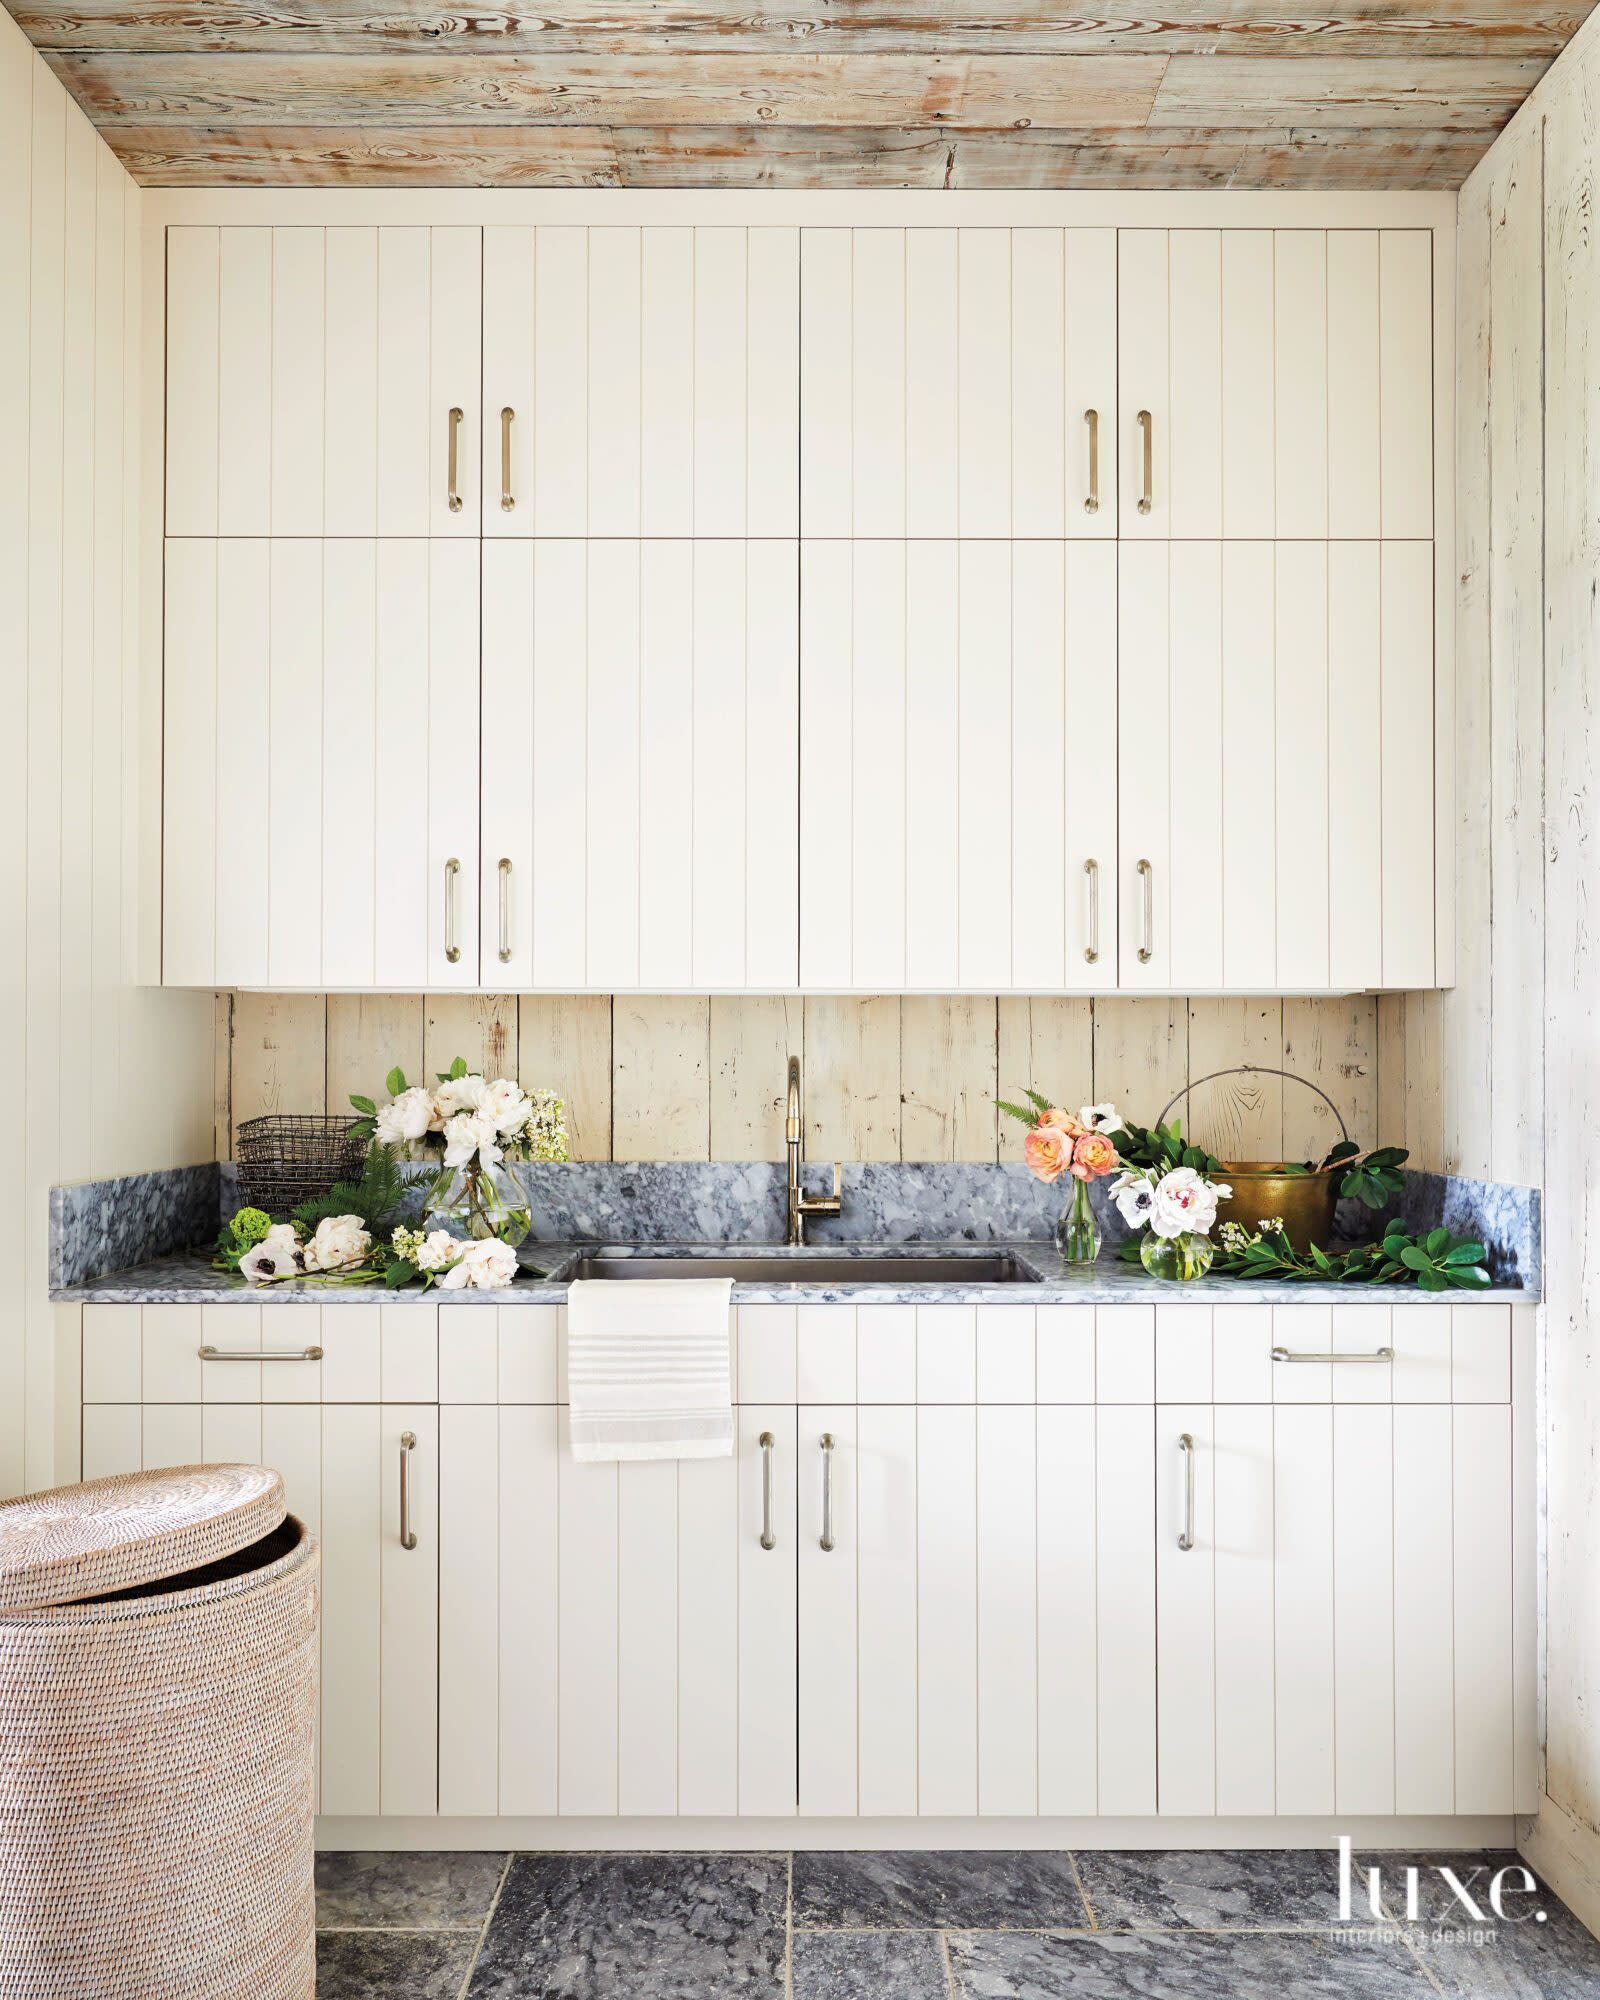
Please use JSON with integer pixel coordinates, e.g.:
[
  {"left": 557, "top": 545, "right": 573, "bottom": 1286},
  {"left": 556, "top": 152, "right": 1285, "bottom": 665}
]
[
  {"left": 759, "top": 1430, "right": 776, "bottom": 1550},
  {"left": 444, "top": 857, "right": 461, "bottom": 963},
  {"left": 1178, "top": 1432, "right": 1195, "bottom": 1551},
  {"left": 1084, "top": 408, "right": 1100, "bottom": 515},
  {"left": 819, "top": 1433, "right": 836, "bottom": 1552},
  {"left": 447, "top": 405, "right": 464, "bottom": 513},
  {"left": 1272, "top": 1345, "right": 1395, "bottom": 1365},
  {"left": 1084, "top": 858, "right": 1100, "bottom": 964},
  {"left": 497, "top": 856, "right": 513, "bottom": 963},
  {"left": 1137, "top": 858, "right": 1154, "bottom": 964},
  {"left": 399, "top": 1430, "right": 418, "bottom": 1550},
  {"left": 199, "top": 1344, "right": 323, "bottom": 1361},
  {"left": 1137, "top": 409, "right": 1153, "bottom": 515},
  {"left": 500, "top": 406, "right": 515, "bottom": 512}
]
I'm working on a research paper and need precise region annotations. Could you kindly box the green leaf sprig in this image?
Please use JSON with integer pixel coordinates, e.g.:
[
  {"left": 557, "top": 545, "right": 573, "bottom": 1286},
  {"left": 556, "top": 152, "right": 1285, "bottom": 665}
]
[
  {"left": 1281, "top": 1140, "right": 1409, "bottom": 1210},
  {"left": 1213, "top": 1216, "right": 1490, "bottom": 1291},
  {"left": 1113, "top": 1116, "right": 1225, "bottom": 1177}
]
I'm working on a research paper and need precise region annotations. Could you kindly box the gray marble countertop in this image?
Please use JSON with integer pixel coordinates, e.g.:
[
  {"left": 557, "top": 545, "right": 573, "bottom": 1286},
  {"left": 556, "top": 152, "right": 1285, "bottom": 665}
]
[{"left": 51, "top": 1241, "right": 1537, "bottom": 1308}]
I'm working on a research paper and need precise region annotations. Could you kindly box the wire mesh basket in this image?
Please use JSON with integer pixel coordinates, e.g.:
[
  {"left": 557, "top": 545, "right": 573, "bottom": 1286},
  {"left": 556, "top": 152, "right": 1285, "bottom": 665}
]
[{"left": 235, "top": 1115, "right": 368, "bottom": 1217}]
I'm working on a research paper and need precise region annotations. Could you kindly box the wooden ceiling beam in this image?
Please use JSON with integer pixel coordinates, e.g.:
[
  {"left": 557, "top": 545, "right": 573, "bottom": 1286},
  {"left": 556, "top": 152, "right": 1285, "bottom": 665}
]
[
  {"left": 13, "top": 1, "right": 1592, "bottom": 60},
  {"left": 1151, "top": 49, "right": 1547, "bottom": 122},
  {"left": 99, "top": 119, "right": 1498, "bottom": 187}
]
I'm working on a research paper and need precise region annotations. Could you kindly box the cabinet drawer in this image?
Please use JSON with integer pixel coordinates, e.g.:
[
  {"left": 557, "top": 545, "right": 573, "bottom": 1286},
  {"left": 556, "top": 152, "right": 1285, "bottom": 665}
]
[{"left": 83, "top": 1303, "right": 439, "bottom": 1406}]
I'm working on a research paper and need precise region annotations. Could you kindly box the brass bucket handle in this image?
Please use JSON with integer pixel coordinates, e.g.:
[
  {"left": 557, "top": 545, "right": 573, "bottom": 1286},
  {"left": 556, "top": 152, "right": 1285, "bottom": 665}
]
[{"left": 1155, "top": 1065, "right": 1351, "bottom": 1149}]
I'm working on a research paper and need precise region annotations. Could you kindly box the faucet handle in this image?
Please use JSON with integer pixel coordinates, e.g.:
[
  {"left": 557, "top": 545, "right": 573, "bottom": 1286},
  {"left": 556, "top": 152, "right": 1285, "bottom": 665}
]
[{"left": 800, "top": 1163, "right": 843, "bottom": 1216}]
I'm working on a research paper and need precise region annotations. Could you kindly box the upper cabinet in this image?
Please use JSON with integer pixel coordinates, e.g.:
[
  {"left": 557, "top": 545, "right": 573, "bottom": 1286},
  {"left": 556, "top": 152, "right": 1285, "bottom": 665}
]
[
  {"left": 482, "top": 225, "right": 799, "bottom": 537},
  {"left": 800, "top": 228, "right": 1117, "bottom": 537},
  {"left": 1117, "top": 230, "right": 1433, "bottom": 541},
  {"left": 166, "top": 226, "right": 482, "bottom": 538}
]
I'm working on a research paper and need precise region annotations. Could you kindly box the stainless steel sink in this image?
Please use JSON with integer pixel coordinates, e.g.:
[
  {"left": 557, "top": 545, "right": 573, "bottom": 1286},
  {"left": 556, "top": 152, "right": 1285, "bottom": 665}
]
[{"left": 560, "top": 1250, "right": 1039, "bottom": 1285}]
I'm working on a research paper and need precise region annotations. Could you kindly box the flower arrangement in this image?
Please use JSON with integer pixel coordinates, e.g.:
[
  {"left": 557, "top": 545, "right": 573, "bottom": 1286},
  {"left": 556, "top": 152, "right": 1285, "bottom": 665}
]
[
  {"left": 1108, "top": 1160, "right": 1234, "bottom": 1280},
  {"left": 997, "top": 1092, "right": 1123, "bottom": 1263}
]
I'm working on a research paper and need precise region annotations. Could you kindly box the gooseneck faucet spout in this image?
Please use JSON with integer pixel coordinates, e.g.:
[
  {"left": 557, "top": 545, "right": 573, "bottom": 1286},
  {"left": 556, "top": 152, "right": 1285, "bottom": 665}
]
[{"left": 785, "top": 1055, "right": 842, "bottom": 1248}]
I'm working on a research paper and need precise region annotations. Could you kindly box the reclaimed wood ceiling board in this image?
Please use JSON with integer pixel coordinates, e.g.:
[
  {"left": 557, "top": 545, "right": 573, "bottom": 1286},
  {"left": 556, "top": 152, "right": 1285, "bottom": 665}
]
[{"left": 9, "top": 1, "right": 1591, "bottom": 186}]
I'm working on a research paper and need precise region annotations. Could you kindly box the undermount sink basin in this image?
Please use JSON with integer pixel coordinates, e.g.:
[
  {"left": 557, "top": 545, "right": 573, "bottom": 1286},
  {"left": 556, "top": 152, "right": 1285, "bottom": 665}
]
[{"left": 562, "top": 1250, "right": 1039, "bottom": 1285}]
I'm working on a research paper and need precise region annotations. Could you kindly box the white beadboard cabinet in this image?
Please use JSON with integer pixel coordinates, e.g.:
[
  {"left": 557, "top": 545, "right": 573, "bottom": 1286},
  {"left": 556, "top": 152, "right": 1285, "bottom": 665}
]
[
  {"left": 165, "top": 225, "right": 482, "bottom": 538},
  {"left": 481, "top": 539, "right": 800, "bottom": 990},
  {"left": 482, "top": 224, "right": 799, "bottom": 537},
  {"left": 799, "top": 540, "right": 1118, "bottom": 991},
  {"left": 799, "top": 227, "right": 1118, "bottom": 537},
  {"left": 78, "top": 1293, "right": 1531, "bottom": 1830},
  {"left": 1117, "top": 228, "right": 1434, "bottom": 541},
  {"left": 162, "top": 538, "right": 480, "bottom": 990},
  {"left": 1117, "top": 540, "right": 1435, "bottom": 990}
]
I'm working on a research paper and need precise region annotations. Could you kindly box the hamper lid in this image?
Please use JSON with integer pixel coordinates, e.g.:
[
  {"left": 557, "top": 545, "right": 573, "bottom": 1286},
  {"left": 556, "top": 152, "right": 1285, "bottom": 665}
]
[{"left": 0, "top": 1463, "right": 287, "bottom": 1611}]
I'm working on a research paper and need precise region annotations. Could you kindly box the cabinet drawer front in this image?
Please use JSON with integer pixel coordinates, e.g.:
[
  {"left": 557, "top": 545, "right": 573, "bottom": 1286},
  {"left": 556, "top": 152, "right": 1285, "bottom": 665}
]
[
  {"left": 85, "top": 1303, "right": 439, "bottom": 1407},
  {"left": 1154, "top": 1302, "right": 1513, "bottom": 1404}
]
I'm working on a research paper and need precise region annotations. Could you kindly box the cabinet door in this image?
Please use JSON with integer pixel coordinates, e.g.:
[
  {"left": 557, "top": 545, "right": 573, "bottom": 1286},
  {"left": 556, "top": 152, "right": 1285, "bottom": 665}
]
[
  {"left": 483, "top": 224, "right": 798, "bottom": 537},
  {"left": 438, "top": 1403, "right": 796, "bottom": 1816},
  {"left": 801, "top": 228, "right": 1116, "bottom": 536},
  {"left": 482, "top": 539, "right": 798, "bottom": 990},
  {"left": 1117, "top": 540, "right": 1434, "bottom": 990},
  {"left": 163, "top": 538, "right": 480, "bottom": 990},
  {"left": 166, "top": 225, "right": 481, "bottom": 538},
  {"left": 1118, "top": 228, "right": 1433, "bottom": 540},
  {"left": 800, "top": 541, "right": 1117, "bottom": 990},
  {"left": 1156, "top": 1405, "right": 1513, "bottom": 1816}
]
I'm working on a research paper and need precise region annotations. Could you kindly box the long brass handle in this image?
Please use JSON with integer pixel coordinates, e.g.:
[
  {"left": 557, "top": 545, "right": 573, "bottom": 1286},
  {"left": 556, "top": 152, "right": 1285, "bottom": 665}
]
[
  {"left": 759, "top": 1430, "right": 776, "bottom": 1550},
  {"left": 1137, "top": 409, "right": 1153, "bottom": 515},
  {"left": 444, "top": 857, "right": 460, "bottom": 964},
  {"left": 1178, "top": 1433, "right": 1195, "bottom": 1551},
  {"left": 199, "top": 1344, "right": 324, "bottom": 1362},
  {"left": 447, "top": 405, "right": 463, "bottom": 513},
  {"left": 1084, "top": 858, "right": 1100, "bottom": 965},
  {"left": 1084, "top": 408, "right": 1099, "bottom": 515},
  {"left": 399, "top": 1429, "right": 418, "bottom": 1550},
  {"left": 497, "top": 856, "right": 513, "bottom": 963},
  {"left": 1137, "top": 858, "right": 1154, "bottom": 964},
  {"left": 819, "top": 1433, "right": 836, "bottom": 1552},
  {"left": 500, "top": 406, "right": 515, "bottom": 512},
  {"left": 1272, "top": 1345, "right": 1395, "bottom": 1365}
]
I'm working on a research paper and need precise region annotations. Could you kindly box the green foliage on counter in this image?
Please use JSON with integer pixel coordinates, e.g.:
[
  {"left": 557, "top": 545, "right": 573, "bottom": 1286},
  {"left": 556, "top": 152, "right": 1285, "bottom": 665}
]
[
  {"left": 1112, "top": 1116, "right": 1225, "bottom": 1177},
  {"left": 1212, "top": 1216, "right": 1491, "bottom": 1291},
  {"left": 1281, "top": 1139, "right": 1410, "bottom": 1209},
  {"left": 290, "top": 1142, "right": 416, "bottom": 1235}
]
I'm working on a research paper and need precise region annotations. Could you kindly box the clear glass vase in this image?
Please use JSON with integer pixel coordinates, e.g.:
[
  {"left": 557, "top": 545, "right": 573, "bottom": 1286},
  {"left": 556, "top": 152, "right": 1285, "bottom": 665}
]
[
  {"left": 1055, "top": 1178, "right": 1102, "bottom": 1264},
  {"left": 1139, "top": 1230, "right": 1214, "bottom": 1282},
  {"left": 423, "top": 1162, "right": 532, "bottom": 1248}
]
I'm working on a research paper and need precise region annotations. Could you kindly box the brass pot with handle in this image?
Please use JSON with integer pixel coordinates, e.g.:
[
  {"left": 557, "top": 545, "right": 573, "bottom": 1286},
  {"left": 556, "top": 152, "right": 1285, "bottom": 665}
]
[{"left": 1156, "top": 1066, "right": 1348, "bottom": 1255}]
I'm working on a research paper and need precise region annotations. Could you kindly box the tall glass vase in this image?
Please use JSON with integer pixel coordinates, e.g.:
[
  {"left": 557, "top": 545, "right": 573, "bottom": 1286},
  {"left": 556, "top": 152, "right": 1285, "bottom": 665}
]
[
  {"left": 423, "top": 1161, "right": 532, "bottom": 1248},
  {"left": 1055, "top": 1178, "right": 1101, "bottom": 1264}
]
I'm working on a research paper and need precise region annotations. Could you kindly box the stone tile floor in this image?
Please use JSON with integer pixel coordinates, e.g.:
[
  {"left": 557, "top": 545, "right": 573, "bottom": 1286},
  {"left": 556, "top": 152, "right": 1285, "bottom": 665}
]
[{"left": 313, "top": 1847, "right": 1600, "bottom": 1998}]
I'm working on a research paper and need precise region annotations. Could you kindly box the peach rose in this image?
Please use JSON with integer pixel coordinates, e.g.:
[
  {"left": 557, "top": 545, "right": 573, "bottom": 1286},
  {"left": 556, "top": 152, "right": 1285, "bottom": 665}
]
[
  {"left": 1040, "top": 1105, "right": 1089, "bottom": 1140},
  {"left": 1023, "top": 1121, "right": 1073, "bottom": 1184},
  {"left": 1071, "top": 1130, "right": 1119, "bottom": 1182}
]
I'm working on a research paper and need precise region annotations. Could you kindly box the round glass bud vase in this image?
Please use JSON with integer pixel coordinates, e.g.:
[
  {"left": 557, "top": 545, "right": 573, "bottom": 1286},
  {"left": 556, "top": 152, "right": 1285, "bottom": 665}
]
[
  {"left": 1139, "top": 1230, "right": 1214, "bottom": 1282},
  {"left": 424, "top": 1163, "right": 533, "bottom": 1249},
  {"left": 1055, "top": 1178, "right": 1102, "bottom": 1264}
]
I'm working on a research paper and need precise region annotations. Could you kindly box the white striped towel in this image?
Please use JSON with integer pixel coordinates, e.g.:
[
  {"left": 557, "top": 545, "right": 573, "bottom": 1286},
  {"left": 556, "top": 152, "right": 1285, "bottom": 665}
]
[{"left": 565, "top": 1278, "right": 735, "bottom": 1462}]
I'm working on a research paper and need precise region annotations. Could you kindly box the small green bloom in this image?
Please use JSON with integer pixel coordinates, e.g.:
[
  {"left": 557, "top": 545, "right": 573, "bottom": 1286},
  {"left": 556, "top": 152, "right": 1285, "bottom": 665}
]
[{"left": 233, "top": 1207, "right": 273, "bottom": 1246}]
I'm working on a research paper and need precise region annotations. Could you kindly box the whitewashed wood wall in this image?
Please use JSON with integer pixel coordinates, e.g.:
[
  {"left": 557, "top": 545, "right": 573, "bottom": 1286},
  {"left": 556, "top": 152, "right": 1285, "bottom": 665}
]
[
  {"left": 216, "top": 989, "right": 1443, "bottom": 1173},
  {"left": 0, "top": 15, "right": 214, "bottom": 1500}
]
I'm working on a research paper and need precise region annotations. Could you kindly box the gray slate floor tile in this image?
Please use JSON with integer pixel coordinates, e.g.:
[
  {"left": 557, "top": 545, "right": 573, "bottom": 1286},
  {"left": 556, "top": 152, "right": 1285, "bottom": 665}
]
[
  {"left": 316, "top": 1929, "right": 477, "bottom": 2000},
  {"left": 791, "top": 1928, "right": 951, "bottom": 1999},
  {"left": 1359, "top": 1851, "right": 1600, "bottom": 1997},
  {"left": 948, "top": 1928, "right": 1437, "bottom": 1999},
  {"left": 793, "top": 1850, "right": 1090, "bottom": 1931},
  {"left": 315, "top": 1849, "right": 508, "bottom": 1930},
  {"left": 466, "top": 1851, "right": 788, "bottom": 1998},
  {"left": 1071, "top": 1849, "right": 1351, "bottom": 1930}
]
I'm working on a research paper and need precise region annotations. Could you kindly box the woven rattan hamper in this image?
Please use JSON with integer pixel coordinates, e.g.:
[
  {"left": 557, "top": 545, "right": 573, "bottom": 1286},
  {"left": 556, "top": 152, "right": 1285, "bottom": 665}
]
[{"left": 0, "top": 1464, "right": 319, "bottom": 2000}]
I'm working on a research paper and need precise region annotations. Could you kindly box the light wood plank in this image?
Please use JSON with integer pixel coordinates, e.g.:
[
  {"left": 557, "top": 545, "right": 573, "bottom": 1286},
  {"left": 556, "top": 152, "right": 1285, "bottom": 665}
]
[
  {"left": 1156, "top": 1406, "right": 1215, "bottom": 1815},
  {"left": 423, "top": 993, "right": 517, "bottom": 1082},
  {"left": 499, "top": 1405, "right": 559, "bottom": 1813},
  {"left": 1092, "top": 999, "right": 1187, "bottom": 1127},
  {"left": 1151, "top": 53, "right": 1547, "bottom": 127},
  {"left": 857, "top": 1403, "right": 919, "bottom": 1815},
  {"left": 1454, "top": 1403, "right": 1514, "bottom": 1811},
  {"left": 325, "top": 996, "right": 425, "bottom": 1114},
  {"left": 1096, "top": 1403, "right": 1156, "bottom": 1813},
  {"left": 711, "top": 997, "right": 801, "bottom": 1163},
  {"left": 1273, "top": 1403, "right": 1335, "bottom": 1813},
  {"left": 1282, "top": 995, "right": 1377, "bottom": 1158},
  {"left": 1213, "top": 1401, "right": 1276, "bottom": 1813},
  {"left": 917, "top": 1402, "right": 978, "bottom": 1814},
  {"left": 519, "top": 996, "right": 613, "bottom": 1162},
  {"left": 803, "top": 997, "right": 900, "bottom": 1162},
  {"left": 611, "top": 996, "right": 710, "bottom": 1160},
  {"left": 677, "top": 1440, "right": 739, "bottom": 1815},
  {"left": 799, "top": 1404, "right": 857, "bottom": 1815},
  {"left": 995, "top": 999, "right": 1093, "bottom": 1163},
  {"left": 900, "top": 997, "right": 997, "bottom": 1162},
  {"left": 1185, "top": 999, "right": 1283, "bottom": 1161},
  {"left": 230, "top": 993, "right": 327, "bottom": 1128},
  {"left": 1333, "top": 1402, "right": 1395, "bottom": 1813},
  {"left": 1393, "top": 1402, "right": 1455, "bottom": 1812}
]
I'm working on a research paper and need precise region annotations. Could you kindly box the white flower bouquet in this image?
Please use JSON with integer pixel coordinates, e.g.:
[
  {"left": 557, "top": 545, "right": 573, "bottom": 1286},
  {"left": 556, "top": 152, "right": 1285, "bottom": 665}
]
[{"left": 1110, "top": 1162, "right": 1233, "bottom": 1282}]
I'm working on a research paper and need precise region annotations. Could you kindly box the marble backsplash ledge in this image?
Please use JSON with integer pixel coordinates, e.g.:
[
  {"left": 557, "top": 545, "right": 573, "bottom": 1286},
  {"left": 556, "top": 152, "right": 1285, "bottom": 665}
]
[{"left": 51, "top": 1163, "right": 221, "bottom": 1289}]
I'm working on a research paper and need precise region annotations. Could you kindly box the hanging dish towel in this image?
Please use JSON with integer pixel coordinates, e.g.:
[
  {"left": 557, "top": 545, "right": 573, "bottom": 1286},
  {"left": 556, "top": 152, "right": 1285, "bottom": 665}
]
[{"left": 565, "top": 1278, "right": 735, "bottom": 1462}]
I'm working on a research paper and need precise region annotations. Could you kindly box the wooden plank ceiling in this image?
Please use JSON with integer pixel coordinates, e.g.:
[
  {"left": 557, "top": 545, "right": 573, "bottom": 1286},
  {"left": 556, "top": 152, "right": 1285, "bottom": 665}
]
[{"left": 6, "top": 3, "right": 1589, "bottom": 188}]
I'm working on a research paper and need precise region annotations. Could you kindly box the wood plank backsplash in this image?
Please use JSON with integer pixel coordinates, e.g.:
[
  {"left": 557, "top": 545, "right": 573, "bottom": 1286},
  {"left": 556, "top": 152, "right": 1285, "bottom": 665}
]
[{"left": 216, "top": 990, "right": 1445, "bottom": 1173}]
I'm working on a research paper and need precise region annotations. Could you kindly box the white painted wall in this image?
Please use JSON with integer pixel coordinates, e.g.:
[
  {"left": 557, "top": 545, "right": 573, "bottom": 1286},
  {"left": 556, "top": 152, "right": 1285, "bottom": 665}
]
[
  {"left": 0, "top": 13, "right": 213, "bottom": 1498},
  {"left": 1455, "top": 0, "right": 1600, "bottom": 1931}
]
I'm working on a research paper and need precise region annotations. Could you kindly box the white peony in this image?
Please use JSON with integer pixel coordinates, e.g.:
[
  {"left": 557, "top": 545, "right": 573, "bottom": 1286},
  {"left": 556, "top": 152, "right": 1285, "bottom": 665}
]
[
  {"left": 1078, "top": 1102, "right": 1124, "bottom": 1136},
  {"left": 483, "top": 1075, "right": 531, "bottom": 1138},
  {"left": 1110, "top": 1171, "right": 1157, "bottom": 1230},
  {"left": 375, "top": 1084, "right": 438, "bottom": 1148},
  {"left": 414, "top": 1230, "right": 460, "bottom": 1273},
  {"left": 302, "top": 1214, "right": 372, "bottom": 1272},
  {"left": 437, "top": 1237, "right": 519, "bottom": 1290},
  {"left": 1149, "top": 1166, "right": 1232, "bottom": 1241},
  {"left": 240, "top": 1224, "right": 307, "bottom": 1283},
  {"left": 435, "top": 1073, "right": 492, "bottom": 1120},
  {"left": 443, "top": 1111, "right": 503, "bottom": 1169}
]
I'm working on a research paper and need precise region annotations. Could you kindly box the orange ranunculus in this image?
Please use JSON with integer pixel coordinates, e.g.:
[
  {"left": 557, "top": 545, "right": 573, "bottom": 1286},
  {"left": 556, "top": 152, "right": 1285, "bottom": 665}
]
[
  {"left": 1071, "top": 1130, "right": 1119, "bottom": 1182},
  {"left": 1040, "top": 1105, "right": 1089, "bottom": 1140},
  {"left": 1024, "top": 1121, "right": 1073, "bottom": 1184}
]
